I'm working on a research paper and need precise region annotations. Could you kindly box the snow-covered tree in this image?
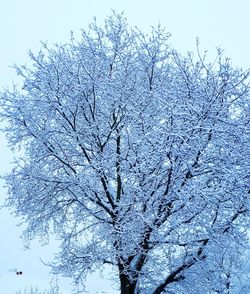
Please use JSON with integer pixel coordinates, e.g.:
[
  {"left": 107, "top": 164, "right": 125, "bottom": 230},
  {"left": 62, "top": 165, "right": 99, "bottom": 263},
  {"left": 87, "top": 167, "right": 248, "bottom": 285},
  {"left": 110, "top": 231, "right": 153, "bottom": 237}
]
[
  {"left": 1, "top": 12, "right": 249, "bottom": 293},
  {"left": 15, "top": 284, "right": 62, "bottom": 294}
]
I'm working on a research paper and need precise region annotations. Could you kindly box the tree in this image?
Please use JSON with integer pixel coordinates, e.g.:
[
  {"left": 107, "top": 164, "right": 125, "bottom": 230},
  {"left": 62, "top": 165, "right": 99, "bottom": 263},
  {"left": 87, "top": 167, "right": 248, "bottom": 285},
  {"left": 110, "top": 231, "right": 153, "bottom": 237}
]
[
  {"left": 15, "top": 284, "right": 62, "bottom": 294},
  {"left": 1, "top": 12, "right": 249, "bottom": 293}
]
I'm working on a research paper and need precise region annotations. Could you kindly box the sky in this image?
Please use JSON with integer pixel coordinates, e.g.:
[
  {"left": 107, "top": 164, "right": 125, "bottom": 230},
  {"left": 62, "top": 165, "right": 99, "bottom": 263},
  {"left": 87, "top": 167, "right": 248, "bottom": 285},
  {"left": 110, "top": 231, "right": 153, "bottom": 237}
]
[{"left": 0, "top": 0, "right": 249, "bottom": 293}]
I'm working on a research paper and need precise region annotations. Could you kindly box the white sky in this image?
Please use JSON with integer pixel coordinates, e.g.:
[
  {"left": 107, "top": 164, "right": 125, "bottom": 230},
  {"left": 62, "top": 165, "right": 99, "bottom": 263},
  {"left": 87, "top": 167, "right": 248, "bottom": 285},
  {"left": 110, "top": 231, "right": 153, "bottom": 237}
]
[{"left": 0, "top": 0, "right": 249, "bottom": 293}]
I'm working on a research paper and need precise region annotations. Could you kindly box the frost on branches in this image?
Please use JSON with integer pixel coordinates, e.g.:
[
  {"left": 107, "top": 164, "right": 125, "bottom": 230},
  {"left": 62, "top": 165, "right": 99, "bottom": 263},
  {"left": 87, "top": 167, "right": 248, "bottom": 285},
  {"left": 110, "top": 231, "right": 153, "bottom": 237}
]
[{"left": 0, "top": 13, "right": 249, "bottom": 294}]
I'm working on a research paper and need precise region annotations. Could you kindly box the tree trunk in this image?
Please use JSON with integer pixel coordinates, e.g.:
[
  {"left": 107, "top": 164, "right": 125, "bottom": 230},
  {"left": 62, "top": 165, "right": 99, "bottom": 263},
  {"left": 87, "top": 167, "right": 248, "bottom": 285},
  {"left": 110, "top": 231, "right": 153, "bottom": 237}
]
[{"left": 119, "top": 272, "right": 137, "bottom": 294}]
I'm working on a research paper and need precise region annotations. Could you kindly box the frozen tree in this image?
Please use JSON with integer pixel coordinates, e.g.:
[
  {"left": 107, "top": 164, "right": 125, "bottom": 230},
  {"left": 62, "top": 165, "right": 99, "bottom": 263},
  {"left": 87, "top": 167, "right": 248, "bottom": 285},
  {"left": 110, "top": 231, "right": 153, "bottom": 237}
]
[
  {"left": 1, "top": 12, "right": 249, "bottom": 294},
  {"left": 15, "top": 284, "right": 62, "bottom": 294}
]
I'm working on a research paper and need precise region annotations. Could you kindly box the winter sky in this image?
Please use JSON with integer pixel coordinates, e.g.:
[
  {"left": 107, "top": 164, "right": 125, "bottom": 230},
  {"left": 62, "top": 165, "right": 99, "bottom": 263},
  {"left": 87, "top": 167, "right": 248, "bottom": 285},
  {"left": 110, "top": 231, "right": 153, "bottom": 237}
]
[{"left": 0, "top": 0, "right": 249, "bottom": 293}]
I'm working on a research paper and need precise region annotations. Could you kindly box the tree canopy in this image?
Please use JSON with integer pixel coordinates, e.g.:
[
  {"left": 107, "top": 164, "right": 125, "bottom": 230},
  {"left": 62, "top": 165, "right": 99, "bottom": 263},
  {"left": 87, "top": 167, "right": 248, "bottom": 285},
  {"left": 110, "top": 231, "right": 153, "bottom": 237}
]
[{"left": 1, "top": 13, "right": 249, "bottom": 293}]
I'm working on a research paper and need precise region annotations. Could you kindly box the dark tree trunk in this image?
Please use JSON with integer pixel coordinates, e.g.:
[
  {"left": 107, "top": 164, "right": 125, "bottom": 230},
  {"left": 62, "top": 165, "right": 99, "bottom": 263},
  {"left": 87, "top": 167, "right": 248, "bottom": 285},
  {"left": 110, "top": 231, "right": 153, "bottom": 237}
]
[{"left": 120, "top": 273, "right": 137, "bottom": 294}]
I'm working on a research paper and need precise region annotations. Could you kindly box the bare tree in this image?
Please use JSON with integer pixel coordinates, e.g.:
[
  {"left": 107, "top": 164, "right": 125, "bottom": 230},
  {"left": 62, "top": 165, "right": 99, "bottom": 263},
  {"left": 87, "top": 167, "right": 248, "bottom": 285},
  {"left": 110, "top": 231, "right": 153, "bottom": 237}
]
[
  {"left": 15, "top": 284, "right": 62, "bottom": 294},
  {"left": 1, "top": 12, "right": 249, "bottom": 294}
]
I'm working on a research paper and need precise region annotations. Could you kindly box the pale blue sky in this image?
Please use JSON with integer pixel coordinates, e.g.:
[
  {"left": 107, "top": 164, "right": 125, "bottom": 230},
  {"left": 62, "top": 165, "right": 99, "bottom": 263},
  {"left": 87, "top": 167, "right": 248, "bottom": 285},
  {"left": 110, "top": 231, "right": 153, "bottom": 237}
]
[
  {"left": 1, "top": 0, "right": 249, "bottom": 90},
  {"left": 0, "top": 0, "right": 249, "bottom": 292}
]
